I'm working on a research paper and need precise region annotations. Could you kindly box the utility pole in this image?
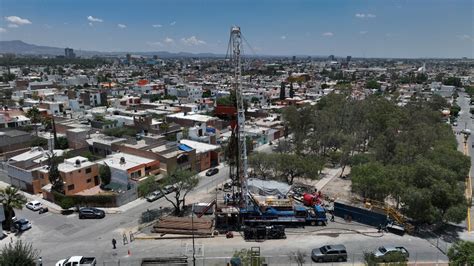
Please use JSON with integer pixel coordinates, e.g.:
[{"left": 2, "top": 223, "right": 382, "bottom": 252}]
[{"left": 191, "top": 203, "right": 196, "bottom": 266}]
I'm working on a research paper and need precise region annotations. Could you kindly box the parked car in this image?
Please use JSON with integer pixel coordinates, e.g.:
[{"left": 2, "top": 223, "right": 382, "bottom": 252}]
[
  {"left": 206, "top": 168, "right": 219, "bottom": 176},
  {"left": 56, "top": 256, "right": 97, "bottom": 266},
  {"left": 372, "top": 246, "right": 409, "bottom": 262},
  {"left": 163, "top": 185, "right": 176, "bottom": 194},
  {"left": 146, "top": 190, "right": 164, "bottom": 202},
  {"left": 13, "top": 218, "right": 32, "bottom": 231},
  {"left": 78, "top": 207, "right": 105, "bottom": 219},
  {"left": 311, "top": 245, "right": 347, "bottom": 262},
  {"left": 26, "top": 200, "right": 43, "bottom": 211}
]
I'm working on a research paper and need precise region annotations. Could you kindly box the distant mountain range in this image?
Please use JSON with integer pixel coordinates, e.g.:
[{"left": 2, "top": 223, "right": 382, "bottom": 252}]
[{"left": 0, "top": 40, "right": 225, "bottom": 58}]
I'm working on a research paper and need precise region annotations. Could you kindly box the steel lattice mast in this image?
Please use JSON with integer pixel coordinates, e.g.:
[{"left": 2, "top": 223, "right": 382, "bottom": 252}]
[{"left": 229, "top": 26, "right": 248, "bottom": 207}]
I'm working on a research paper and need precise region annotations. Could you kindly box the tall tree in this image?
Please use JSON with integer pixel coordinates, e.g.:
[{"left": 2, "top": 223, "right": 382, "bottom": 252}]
[
  {"left": 279, "top": 82, "right": 286, "bottom": 100},
  {"left": 99, "top": 164, "right": 112, "bottom": 186},
  {"left": 159, "top": 169, "right": 199, "bottom": 216},
  {"left": 0, "top": 186, "right": 27, "bottom": 231},
  {"left": 0, "top": 240, "right": 40, "bottom": 266},
  {"left": 48, "top": 152, "right": 63, "bottom": 194},
  {"left": 289, "top": 82, "right": 295, "bottom": 98},
  {"left": 25, "top": 106, "right": 41, "bottom": 137}
]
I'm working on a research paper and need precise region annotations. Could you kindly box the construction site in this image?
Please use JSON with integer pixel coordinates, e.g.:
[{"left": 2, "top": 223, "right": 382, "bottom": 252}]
[{"left": 130, "top": 27, "right": 423, "bottom": 266}]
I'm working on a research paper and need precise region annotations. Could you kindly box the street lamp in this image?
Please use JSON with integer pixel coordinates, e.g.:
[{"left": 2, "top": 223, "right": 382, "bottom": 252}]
[{"left": 191, "top": 203, "right": 196, "bottom": 266}]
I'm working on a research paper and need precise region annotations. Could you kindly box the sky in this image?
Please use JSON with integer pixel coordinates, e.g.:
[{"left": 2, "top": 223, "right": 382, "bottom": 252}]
[{"left": 0, "top": 0, "right": 473, "bottom": 58}]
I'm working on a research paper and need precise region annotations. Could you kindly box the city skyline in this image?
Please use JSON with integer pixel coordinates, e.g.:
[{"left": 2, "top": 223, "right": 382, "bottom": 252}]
[{"left": 0, "top": 0, "right": 473, "bottom": 58}]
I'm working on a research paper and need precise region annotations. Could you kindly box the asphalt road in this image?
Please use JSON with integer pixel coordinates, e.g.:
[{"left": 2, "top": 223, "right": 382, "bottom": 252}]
[{"left": 454, "top": 92, "right": 474, "bottom": 234}]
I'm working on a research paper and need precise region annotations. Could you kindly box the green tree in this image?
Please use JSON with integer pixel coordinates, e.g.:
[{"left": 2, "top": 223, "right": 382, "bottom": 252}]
[
  {"left": 0, "top": 240, "right": 40, "bottom": 266},
  {"left": 289, "top": 82, "right": 295, "bottom": 98},
  {"left": 55, "top": 136, "right": 69, "bottom": 149},
  {"left": 159, "top": 169, "right": 199, "bottom": 216},
  {"left": 443, "top": 77, "right": 462, "bottom": 87},
  {"left": 0, "top": 186, "right": 27, "bottom": 231},
  {"left": 48, "top": 152, "right": 64, "bottom": 194},
  {"left": 279, "top": 82, "right": 286, "bottom": 100},
  {"left": 447, "top": 240, "right": 474, "bottom": 265},
  {"left": 99, "top": 164, "right": 112, "bottom": 186},
  {"left": 25, "top": 106, "right": 41, "bottom": 136},
  {"left": 366, "top": 79, "right": 381, "bottom": 90}
]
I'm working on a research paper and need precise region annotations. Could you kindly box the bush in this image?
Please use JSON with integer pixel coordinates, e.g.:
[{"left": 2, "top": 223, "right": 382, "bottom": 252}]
[
  {"left": 55, "top": 136, "right": 69, "bottom": 149},
  {"left": 30, "top": 137, "right": 47, "bottom": 147},
  {"left": 59, "top": 197, "right": 75, "bottom": 209},
  {"left": 364, "top": 251, "right": 408, "bottom": 265},
  {"left": 103, "top": 127, "right": 136, "bottom": 138},
  {"left": 53, "top": 191, "right": 116, "bottom": 208}
]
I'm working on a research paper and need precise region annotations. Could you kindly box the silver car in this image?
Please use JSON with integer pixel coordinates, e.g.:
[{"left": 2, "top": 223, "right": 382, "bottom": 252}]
[
  {"left": 14, "top": 218, "right": 32, "bottom": 231},
  {"left": 311, "top": 244, "right": 347, "bottom": 262},
  {"left": 146, "top": 190, "right": 164, "bottom": 202}
]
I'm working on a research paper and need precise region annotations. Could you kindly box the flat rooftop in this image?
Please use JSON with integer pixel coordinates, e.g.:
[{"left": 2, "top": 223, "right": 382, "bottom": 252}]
[{"left": 97, "top": 152, "right": 155, "bottom": 170}]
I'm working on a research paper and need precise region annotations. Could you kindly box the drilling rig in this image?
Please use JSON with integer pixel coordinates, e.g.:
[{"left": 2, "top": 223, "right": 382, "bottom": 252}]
[{"left": 228, "top": 26, "right": 249, "bottom": 208}]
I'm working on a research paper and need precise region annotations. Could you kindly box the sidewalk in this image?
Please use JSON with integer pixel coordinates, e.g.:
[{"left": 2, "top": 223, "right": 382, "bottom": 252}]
[{"left": 0, "top": 180, "right": 63, "bottom": 214}]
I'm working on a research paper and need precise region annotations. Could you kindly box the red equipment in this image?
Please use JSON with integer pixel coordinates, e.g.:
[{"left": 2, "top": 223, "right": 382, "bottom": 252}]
[{"left": 303, "top": 191, "right": 323, "bottom": 206}]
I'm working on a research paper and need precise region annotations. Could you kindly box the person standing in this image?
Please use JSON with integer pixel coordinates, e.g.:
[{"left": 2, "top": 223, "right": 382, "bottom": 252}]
[{"left": 112, "top": 238, "right": 117, "bottom": 249}]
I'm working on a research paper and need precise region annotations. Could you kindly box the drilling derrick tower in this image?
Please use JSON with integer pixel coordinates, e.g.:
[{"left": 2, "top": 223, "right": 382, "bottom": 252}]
[{"left": 228, "top": 26, "right": 248, "bottom": 207}]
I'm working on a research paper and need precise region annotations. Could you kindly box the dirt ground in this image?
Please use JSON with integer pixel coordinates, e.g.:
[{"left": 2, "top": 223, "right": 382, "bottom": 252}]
[{"left": 320, "top": 174, "right": 359, "bottom": 204}]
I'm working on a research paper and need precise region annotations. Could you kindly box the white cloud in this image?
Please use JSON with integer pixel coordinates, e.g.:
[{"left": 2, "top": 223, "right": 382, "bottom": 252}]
[
  {"left": 5, "top": 16, "right": 31, "bottom": 25},
  {"left": 87, "top": 16, "right": 103, "bottom": 23},
  {"left": 152, "top": 24, "right": 162, "bottom": 28},
  {"left": 355, "top": 13, "right": 376, "bottom": 19},
  {"left": 170, "top": 21, "right": 176, "bottom": 26},
  {"left": 7, "top": 24, "right": 19, "bottom": 28},
  {"left": 322, "top": 32, "right": 334, "bottom": 37},
  {"left": 0, "top": 27, "right": 6, "bottom": 33},
  {"left": 118, "top": 24, "right": 127, "bottom": 28},
  {"left": 458, "top": 34, "right": 472, "bottom": 41},
  {"left": 164, "top": 37, "right": 174, "bottom": 44},
  {"left": 88, "top": 22, "right": 94, "bottom": 27},
  {"left": 280, "top": 35, "right": 287, "bottom": 40},
  {"left": 147, "top": 41, "right": 163, "bottom": 47},
  {"left": 181, "top": 36, "right": 206, "bottom": 46},
  {"left": 359, "top": 31, "right": 368, "bottom": 34}
]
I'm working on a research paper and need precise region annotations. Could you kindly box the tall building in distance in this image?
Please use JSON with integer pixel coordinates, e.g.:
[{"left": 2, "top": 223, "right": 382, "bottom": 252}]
[{"left": 65, "top": 48, "right": 76, "bottom": 58}]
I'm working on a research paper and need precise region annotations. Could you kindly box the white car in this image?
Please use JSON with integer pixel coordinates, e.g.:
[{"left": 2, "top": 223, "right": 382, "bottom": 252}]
[
  {"left": 13, "top": 218, "right": 32, "bottom": 231},
  {"left": 26, "top": 200, "right": 43, "bottom": 211}
]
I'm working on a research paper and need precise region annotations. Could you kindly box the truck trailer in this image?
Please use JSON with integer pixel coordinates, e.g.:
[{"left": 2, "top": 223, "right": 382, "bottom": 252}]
[{"left": 240, "top": 200, "right": 327, "bottom": 226}]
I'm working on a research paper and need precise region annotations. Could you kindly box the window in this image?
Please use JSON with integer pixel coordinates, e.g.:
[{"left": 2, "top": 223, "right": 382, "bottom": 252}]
[
  {"left": 85, "top": 168, "right": 92, "bottom": 174},
  {"left": 68, "top": 184, "right": 75, "bottom": 191},
  {"left": 87, "top": 178, "right": 92, "bottom": 183}
]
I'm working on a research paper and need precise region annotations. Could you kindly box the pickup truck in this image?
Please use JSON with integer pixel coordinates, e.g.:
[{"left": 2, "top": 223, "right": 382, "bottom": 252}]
[{"left": 56, "top": 256, "right": 97, "bottom": 266}]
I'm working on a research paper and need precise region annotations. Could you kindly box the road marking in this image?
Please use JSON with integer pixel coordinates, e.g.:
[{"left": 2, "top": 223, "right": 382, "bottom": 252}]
[{"left": 463, "top": 141, "right": 472, "bottom": 232}]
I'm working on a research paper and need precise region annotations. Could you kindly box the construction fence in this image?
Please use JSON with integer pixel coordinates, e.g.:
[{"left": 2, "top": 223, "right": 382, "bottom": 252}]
[{"left": 37, "top": 253, "right": 449, "bottom": 266}]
